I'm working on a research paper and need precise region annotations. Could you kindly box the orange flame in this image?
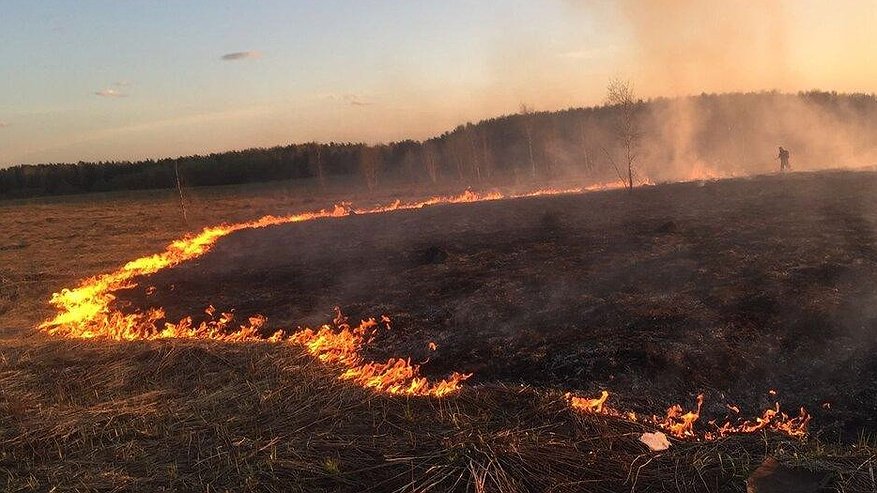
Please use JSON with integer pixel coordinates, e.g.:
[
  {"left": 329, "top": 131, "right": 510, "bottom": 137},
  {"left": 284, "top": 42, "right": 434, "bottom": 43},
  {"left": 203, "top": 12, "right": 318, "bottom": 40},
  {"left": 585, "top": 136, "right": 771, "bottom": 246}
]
[
  {"left": 39, "top": 189, "right": 582, "bottom": 396},
  {"left": 709, "top": 404, "right": 811, "bottom": 439},
  {"left": 39, "top": 185, "right": 812, "bottom": 433},
  {"left": 656, "top": 394, "right": 704, "bottom": 439},
  {"left": 40, "top": 188, "right": 589, "bottom": 341},
  {"left": 567, "top": 390, "right": 610, "bottom": 414},
  {"left": 289, "top": 309, "right": 470, "bottom": 396},
  {"left": 566, "top": 391, "right": 810, "bottom": 441}
]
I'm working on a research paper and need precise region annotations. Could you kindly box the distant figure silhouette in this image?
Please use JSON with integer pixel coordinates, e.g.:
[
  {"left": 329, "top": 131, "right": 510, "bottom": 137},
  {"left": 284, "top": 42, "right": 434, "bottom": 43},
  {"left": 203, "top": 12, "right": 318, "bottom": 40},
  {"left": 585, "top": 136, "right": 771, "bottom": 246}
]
[{"left": 777, "top": 146, "right": 790, "bottom": 172}]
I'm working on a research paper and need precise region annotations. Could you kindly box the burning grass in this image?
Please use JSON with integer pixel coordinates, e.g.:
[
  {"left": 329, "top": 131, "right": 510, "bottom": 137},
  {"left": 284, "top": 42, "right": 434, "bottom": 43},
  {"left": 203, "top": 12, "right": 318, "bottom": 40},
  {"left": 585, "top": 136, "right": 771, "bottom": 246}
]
[
  {"left": 38, "top": 189, "right": 523, "bottom": 340},
  {"left": 6, "top": 172, "right": 877, "bottom": 490},
  {"left": 36, "top": 184, "right": 815, "bottom": 441},
  {"left": 566, "top": 390, "right": 810, "bottom": 441}
]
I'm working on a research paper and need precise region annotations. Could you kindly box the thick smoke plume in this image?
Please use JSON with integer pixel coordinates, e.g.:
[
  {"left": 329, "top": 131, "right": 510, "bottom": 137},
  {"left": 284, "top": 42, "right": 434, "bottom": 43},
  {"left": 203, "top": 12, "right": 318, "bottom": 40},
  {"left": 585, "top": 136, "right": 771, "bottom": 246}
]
[
  {"left": 635, "top": 92, "right": 877, "bottom": 182},
  {"left": 616, "top": 0, "right": 791, "bottom": 96}
]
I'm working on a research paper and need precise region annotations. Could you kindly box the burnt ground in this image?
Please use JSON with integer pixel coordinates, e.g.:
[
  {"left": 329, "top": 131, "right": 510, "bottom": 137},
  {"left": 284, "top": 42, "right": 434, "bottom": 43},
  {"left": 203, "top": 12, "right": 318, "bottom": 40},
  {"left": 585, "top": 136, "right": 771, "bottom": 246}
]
[{"left": 116, "top": 170, "right": 877, "bottom": 440}]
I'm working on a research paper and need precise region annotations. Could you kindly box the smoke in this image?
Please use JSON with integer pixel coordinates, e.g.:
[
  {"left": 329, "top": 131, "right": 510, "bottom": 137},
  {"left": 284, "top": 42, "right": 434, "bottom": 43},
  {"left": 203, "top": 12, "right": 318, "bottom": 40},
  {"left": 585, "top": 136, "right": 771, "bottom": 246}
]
[
  {"left": 320, "top": 93, "right": 373, "bottom": 107},
  {"left": 637, "top": 93, "right": 877, "bottom": 182},
  {"left": 616, "top": 0, "right": 791, "bottom": 96},
  {"left": 557, "top": 1, "right": 876, "bottom": 181},
  {"left": 486, "top": 91, "right": 877, "bottom": 189},
  {"left": 490, "top": 2, "right": 863, "bottom": 183}
]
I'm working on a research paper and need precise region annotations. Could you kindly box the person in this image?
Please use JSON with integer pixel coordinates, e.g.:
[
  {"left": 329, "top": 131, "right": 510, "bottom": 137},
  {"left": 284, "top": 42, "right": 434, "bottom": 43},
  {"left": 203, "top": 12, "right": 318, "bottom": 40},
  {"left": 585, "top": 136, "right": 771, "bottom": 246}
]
[{"left": 777, "top": 146, "right": 790, "bottom": 172}]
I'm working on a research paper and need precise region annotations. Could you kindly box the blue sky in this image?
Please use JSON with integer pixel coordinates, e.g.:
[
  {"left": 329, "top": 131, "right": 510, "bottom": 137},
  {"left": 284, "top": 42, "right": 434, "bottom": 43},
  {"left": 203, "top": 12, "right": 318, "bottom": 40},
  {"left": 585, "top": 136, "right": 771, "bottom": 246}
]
[{"left": 1, "top": 1, "right": 875, "bottom": 166}]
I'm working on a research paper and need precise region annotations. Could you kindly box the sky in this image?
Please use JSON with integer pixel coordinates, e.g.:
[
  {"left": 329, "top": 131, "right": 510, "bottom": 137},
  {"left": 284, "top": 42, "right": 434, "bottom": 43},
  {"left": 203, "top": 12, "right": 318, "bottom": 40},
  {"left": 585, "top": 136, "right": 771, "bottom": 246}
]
[{"left": 1, "top": 0, "right": 875, "bottom": 167}]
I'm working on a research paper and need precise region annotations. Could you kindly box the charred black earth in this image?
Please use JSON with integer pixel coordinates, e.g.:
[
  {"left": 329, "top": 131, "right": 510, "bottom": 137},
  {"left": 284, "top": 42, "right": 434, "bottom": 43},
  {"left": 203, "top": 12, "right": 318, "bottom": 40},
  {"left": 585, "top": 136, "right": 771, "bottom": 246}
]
[{"left": 116, "top": 170, "right": 877, "bottom": 440}]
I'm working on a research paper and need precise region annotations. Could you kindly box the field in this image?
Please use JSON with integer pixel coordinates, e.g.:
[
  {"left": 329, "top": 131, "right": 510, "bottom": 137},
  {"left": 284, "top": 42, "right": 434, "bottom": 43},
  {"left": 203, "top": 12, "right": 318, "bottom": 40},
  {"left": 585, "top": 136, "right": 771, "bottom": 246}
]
[{"left": 3, "top": 172, "right": 877, "bottom": 492}]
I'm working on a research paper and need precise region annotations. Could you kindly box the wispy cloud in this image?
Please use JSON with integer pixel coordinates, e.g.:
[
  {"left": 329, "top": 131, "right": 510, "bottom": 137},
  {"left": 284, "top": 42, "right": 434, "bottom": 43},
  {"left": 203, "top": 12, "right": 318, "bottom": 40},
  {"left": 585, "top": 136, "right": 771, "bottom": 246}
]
[
  {"left": 221, "top": 51, "right": 262, "bottom": 61},
  {"left": 113, "top": 80, "right": 132, "bottom": 87},
  {"left": 320, "top": 93, "right": 373, "bottom": 106},
  {"left": 94, "top": 88, "right": 128, "bottom": 98},
  {"left": 0, "top": 121, "right": 9, "bottom": 128},
  {"left": 7, "top": 104, "right": 283, "bottom": 164},
  {"left": 556, "top": 48, "right": 600, "bottom": 60}
]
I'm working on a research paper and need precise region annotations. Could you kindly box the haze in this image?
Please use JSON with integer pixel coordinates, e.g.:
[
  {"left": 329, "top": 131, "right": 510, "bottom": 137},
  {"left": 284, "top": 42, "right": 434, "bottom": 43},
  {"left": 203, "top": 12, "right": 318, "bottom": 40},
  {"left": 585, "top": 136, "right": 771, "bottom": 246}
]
[{"left": 1, "top": 0, "right": 875, "bottom": 167}]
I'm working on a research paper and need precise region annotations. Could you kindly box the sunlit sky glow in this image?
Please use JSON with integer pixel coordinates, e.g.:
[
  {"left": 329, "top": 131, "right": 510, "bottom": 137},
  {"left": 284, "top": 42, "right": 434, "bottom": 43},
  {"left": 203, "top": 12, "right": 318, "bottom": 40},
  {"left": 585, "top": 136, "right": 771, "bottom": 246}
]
[{"left": 1, "top": 0, "right": 875, "bottom": 166}]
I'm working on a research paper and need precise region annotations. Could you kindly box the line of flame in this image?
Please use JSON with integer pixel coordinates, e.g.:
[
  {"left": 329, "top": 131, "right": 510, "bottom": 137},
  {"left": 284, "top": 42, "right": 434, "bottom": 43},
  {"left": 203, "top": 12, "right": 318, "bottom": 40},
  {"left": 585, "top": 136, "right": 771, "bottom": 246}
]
[
  {"left": 39, "top": 184, "right": 810, "bottom": 439},
  {"left": 38, "top": 188, "right": 580, "bottom": 397},
  {"left": 566, "top": 391, "right": 810, "bottom": 440}
]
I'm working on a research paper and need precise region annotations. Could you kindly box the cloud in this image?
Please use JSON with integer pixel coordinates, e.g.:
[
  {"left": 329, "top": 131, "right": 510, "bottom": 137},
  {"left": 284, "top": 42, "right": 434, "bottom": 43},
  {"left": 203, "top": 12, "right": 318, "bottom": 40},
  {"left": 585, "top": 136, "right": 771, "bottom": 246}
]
[
  {"left": 94, "top": 88, "right": 127, "bottom": 98},
  {"left": 113, "top": 81, "right": 132, "bottom": 87},
  {"left": 556, "top": 48, "right": 602, "bottom": 60},
  {"left": 321, "top": 93, "right": 372, "bottom": 106},
  {"left": 221, "top": 51, "right": 262, "bottom": 61},
  {"left": 346, "top": 96, "right": 370, "bottom": 106},
  {"left": 0, "top": 121, "right": 9, "bottom": 128}
]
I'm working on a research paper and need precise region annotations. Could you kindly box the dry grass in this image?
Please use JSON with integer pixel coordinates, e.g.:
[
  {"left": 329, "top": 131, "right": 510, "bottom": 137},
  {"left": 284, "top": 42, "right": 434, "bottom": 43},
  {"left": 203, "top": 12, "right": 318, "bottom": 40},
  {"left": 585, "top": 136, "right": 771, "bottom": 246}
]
[
  {"left": 2, "top": 337, "right": 875, "bottom": 492},
  {"left": 2, "top": 175, "right": 877, "bottom": 491},
  {"left": 0, "top": 179, "right": 464, "bottom": 335}
]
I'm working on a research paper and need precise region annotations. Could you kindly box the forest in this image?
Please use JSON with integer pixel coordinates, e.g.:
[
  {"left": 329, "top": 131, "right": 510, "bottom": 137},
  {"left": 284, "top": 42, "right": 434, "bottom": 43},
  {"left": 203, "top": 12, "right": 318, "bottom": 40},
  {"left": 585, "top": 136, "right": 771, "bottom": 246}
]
[{"left": 2, "top": 90, "right": 877, "bottom": 199}]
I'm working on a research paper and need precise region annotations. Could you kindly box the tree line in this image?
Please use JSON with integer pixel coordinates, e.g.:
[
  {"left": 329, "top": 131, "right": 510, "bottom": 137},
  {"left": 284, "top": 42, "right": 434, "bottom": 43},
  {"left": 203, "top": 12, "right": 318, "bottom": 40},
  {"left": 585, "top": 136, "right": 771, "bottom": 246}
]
[{"left": 2, "top": 90, "right": 877, "bottom": 199}]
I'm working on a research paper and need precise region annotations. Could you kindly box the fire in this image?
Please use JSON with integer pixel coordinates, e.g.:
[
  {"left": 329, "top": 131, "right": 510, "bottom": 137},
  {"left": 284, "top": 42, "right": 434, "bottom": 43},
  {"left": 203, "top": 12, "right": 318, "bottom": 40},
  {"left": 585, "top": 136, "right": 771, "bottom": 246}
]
[
  {"left": 656, "top": 393, "right": 704, "bottom": 439},
  {"left": 39, "top": 184, "right": 813, "bottom": 436},
  {"left": 710, "top": 404, "right": 811, "bottom": 439},
  {"left": 289, "top": 309, "right": 470, "bottom": 396},
  {"left": 679, "top": 160, "right": 732, "bottom": 182},
  {"left": 39, "top": 188, "right": 587, "bottom": 341},
  {"left": 38, "top": 189, "right": 577, "bottom": 395},
  {"left": 566, "top": 391, "right": 810, "bottom": 441},
  {"left": 567, "top": 390, "right": 610, "bottom": 414}
]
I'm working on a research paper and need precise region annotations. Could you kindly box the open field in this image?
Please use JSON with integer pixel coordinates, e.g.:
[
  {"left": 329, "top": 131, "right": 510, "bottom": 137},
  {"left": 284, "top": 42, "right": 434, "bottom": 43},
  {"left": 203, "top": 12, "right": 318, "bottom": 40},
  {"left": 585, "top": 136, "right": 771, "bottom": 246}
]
[
  {"left": 3, "top": 172, "right": 877, "bottom": 492},
  {"left": 0, "top": 178, "right": 472, "bottom": 335}
]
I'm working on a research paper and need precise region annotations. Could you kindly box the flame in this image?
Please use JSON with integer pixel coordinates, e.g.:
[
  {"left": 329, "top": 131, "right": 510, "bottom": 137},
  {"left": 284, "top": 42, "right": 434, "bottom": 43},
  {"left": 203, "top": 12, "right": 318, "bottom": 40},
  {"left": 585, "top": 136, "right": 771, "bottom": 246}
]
[
  {"left": 38, "top": 189, "right": 579, "bottom": 396},
  {"left": 656, "top": 394, "right": 704, "bottom": 439},
  {"left": 566, "top": 391, "right": 810, "bottom": 441},
  {"left": 289, "top": 309, "right": 470, "bottom": 396},
  {"left": 39, "top": 184, "right": 812, "bottom": 435},
  {"left": 567, "top": 390, "right": 610, "bottom": 414},
  {"left": 679, "top": 160, "right": 733, "bottom": 182},
  {"left": 39, "top": 190, "right": 510, "bottom": 340},
  {"left": 710, "top": 404, "right": 811, "bottom": 439},
  {"left": 40, "top": 188, "right": 592, "bottom": 341}
]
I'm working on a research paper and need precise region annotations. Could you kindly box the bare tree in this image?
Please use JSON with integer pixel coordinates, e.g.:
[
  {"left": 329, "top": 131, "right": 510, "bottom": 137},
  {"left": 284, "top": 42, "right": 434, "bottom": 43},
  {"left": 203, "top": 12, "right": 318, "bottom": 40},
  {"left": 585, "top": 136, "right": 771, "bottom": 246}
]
[
  {"left": 401, "top": 147, "right": 417, "bottom": 183},
  {"left": 307, "top": 142, "right": 325, "bottom": 188},
  {"left": 463, "top": 124, "right": 483, "bottom": 181},
  {"left": 173, "top": 160, "right": 188, "bottom": 226},
  {"left": 603, "top": 79, "right": 641, "bottom": 190},
  {"left": 421, "top": 141, "right": 439, "bottom": 184},
  {"left": 579, "top": 117, "right": 595, "bottom": 172},
  {"left": 447, "top": 126, "right": 473, "bottom": 181},
  {"left": 451, "top": 132, "right": 465, "bottom": 181},
  {"left": 359, "top": 145, "right": 381, "bottom": 191},
  {"left": 519, "top": 103, "right": 537, "bottom": 179},
  {"left": 479, "top": 128, "right": 493, "bottom": 180}
]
